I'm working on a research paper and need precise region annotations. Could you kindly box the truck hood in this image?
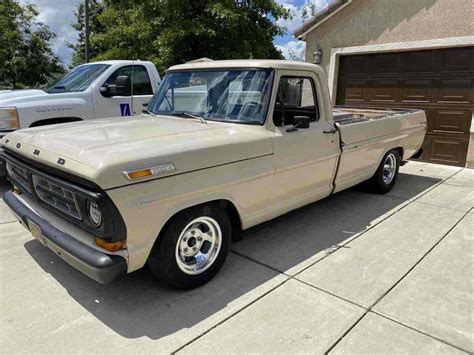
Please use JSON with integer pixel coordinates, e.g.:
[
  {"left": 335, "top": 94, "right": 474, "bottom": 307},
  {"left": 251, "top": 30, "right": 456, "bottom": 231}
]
[
  {"left": 2, "top": 115, "right": 273, "bottom": 189},
  {"left": 0, "top": 89, "right": 47, "bottom": 105}
]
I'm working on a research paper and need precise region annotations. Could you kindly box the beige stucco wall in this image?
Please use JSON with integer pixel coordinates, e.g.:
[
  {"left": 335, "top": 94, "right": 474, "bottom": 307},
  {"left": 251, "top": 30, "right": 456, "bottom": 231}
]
[{"left": 304, "top": 0, "right": 474, "bottom": 72}]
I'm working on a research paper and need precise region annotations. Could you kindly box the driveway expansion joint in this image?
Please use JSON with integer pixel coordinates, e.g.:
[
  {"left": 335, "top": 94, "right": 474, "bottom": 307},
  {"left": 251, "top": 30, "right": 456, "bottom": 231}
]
[
  {"left": 369, "top": 310, "right": 472, "bottom": 354},
  {"left": 291, "top": 167, "right": 465, "bottom": 276},
  {"left": 171, "top": 273, "right": 291, "bottom": 354},
  {"left": 324, "top": 207, "right": 472, "bottom": 354},
  {"left": 325, "top": 312, "right": 369, "bottom": 354},
  {"left": 368, "top": 207, "right": 472, "bottom": 309}
]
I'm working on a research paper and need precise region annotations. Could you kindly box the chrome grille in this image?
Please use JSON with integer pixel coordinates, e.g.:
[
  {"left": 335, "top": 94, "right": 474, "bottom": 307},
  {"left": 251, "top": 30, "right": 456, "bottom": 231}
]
[
  {"left": 5, "top": 161, "right": 32, "bottom": 193},
  {"left": 32, "top": 175, "right": 82, "bottom": 220}
]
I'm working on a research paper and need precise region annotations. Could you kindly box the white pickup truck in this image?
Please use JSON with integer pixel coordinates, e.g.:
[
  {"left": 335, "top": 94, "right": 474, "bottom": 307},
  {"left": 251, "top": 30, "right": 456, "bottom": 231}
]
[
  {"left": 1, "top": 60, "right": 426, "bottom": 289},
  {"left": 0, "top": 60, "right": 161, "bottom": 176}
]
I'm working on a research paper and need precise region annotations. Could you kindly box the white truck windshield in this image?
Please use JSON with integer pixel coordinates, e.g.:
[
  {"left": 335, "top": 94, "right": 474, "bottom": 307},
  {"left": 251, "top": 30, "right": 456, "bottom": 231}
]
[
  {"left": 46, "top": 64, "right": 110, "bottom": 93},
  {"left": 148, "top": 69, "right": 274, "bottom": 125}
]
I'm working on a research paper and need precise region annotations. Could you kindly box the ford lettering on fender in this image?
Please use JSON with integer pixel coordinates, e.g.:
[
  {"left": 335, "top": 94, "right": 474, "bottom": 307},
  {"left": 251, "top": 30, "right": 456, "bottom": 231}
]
[{"left": 1, "top": 60, "right": 426, "bottom": 289}]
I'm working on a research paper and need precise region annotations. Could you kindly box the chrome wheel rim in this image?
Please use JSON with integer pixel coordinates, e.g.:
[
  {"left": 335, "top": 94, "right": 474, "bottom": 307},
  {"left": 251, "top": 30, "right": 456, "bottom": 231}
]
[
  {"left": 383, "top": 153, "right": 396, "bottom": 184},
  {"left": 175, "top": 216, "right": 222, "bottom": 275}
]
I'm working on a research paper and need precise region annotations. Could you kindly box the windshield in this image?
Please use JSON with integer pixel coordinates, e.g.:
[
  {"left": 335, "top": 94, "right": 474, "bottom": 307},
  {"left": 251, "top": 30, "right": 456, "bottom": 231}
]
[
  {"left": 148, "top": 69, "right": 274, "bottom": 125},
  {"left": 46, "top": 64, "right": 110, "bottom": 93}
]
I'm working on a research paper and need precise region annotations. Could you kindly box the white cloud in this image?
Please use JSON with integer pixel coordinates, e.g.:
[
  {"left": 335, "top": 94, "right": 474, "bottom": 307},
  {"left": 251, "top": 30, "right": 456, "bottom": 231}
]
[
  {"left": 19, "top": 0, "right": 80, "bottom": 65},
  {"left": 275, "top": 2, "right": 304, "bottom": 34},
  {"left": 276, "top": 40, "right": 306, "bottom": 61}
]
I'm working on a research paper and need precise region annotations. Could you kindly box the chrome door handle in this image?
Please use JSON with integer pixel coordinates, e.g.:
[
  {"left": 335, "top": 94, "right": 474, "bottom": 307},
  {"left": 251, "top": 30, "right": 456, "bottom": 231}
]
[{"left": 323, "top": 128, "right": 337, "bottom": 134}]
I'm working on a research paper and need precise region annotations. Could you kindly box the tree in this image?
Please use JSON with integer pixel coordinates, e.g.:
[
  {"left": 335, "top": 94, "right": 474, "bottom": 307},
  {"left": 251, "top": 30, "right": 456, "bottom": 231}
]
[
  {"left": 70, "top": 0, "right": 290, "bottom": 74},
  {"left": 68, "top": 0, "right": 105, "bottom": 67},
  {"left": 301, "top": 0, "right": 328, "bottom": 21},
  {"left": 0, "top": 0, "right": 64, "bottom": 88}
]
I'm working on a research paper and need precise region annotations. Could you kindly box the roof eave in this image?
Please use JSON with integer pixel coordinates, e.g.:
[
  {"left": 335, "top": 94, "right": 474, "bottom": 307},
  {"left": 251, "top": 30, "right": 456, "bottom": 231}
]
[{"left": 293, "top": 0, "right": 352, "bottom": 41}]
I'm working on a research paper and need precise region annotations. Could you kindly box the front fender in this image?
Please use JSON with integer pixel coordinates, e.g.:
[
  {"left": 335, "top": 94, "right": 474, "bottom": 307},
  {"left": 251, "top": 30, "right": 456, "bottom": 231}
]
[
  {"left": 16, "top": 96, "right": 92, "bottom": 128},
  {"left": 105, "top": 155, "right": 274, "bottom": 272},
  {"left": 107, "top": 178, "right": 243, "bottom": 272}
]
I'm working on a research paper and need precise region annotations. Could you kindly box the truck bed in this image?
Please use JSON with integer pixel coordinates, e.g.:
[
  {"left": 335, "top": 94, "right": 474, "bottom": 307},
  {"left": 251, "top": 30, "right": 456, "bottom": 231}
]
[
  {"left": 332, "top": 107, "right": 418, "bottom": 125},
  {"left": 333, "top": 106, "right": 426, "bottom": 149},
  {"left": 331, "top": 106, "right": 427, "bottom": 193}
]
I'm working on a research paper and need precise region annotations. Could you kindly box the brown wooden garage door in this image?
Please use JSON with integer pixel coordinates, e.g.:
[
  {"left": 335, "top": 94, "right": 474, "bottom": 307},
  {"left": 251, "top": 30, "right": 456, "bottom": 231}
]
[{"left": 336, "top": 46, "right": 474, "bottom": 166}]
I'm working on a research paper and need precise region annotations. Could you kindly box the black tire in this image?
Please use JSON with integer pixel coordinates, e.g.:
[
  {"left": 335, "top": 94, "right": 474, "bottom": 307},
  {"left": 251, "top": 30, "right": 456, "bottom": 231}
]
[
  {"left": 147, "top": 204, "right": 231, "bottom": 289},
  {"left": 369, "top": 149, "right": 400, "bottom": 194}
]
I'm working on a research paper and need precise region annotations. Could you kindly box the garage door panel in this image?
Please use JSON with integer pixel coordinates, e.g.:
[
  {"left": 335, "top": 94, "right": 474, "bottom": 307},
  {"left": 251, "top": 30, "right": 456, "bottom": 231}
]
[
  {"left": 368, "top": 80, "right": 401, "bottom": 102},
  {"left": 426, "top": 136, "right": 469, "bottom": 165},
  {"left": 337, "top": 47, "right": 473, "bottom": 167},
  {"left": 373, "top": 53, "right": 399, "bottom": 74},
  {"left": 438, "top": 47, "right": 474, "bottom": 73},
  {"left": 339, "top": 80, "right": 368, "bottom": 102},
  {"left": 400, "top": 51, "right": 436, "bottom": 73},
  {"left": 432, "top": 109, "right": 471, "bottom": 135},
  {"left": 401, "top": 79, "right": 437, "bottom": 103},
  {"left": 339, "top": 55, "right": 368, "bottom": 75},
  {"left": 422, "top": 108, "right": 437, "bottom": 134},
  {"left": 471, "top": 79, "right": 474, "bottom": 103},
  {"left": 438, "top": 78, "right": 472, "bottom": 103}
]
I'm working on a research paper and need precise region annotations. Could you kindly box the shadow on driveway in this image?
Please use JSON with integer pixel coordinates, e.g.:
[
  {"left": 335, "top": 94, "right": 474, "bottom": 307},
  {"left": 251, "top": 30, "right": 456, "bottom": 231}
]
[
  {"left": 23, "top": 172, "right": 442, "bottom": 340},
  {"left": 0, "top": 181, "right": 10, "bottom": 196}
]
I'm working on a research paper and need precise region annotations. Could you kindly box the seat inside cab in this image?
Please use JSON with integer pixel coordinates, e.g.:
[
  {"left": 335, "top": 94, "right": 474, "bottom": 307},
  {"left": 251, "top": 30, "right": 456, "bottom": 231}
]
[{"left": 273, "top": 77, "right": 318, "bottom": 126}]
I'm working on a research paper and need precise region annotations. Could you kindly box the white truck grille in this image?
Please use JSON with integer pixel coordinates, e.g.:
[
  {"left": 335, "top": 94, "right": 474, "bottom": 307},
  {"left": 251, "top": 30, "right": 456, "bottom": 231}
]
[{"left": 5, "top": 161, "right": 32, "bottom": 193}]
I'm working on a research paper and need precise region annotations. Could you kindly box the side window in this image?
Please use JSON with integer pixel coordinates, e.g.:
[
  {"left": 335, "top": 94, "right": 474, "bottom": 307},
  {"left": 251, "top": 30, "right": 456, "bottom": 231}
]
[
  {"left": 131, "top": 66, "right": 153, "bottom": 95},
  {"left": 273, "top": 76, "right": 318, "bottom": 127},
  {"left": 104, "top": 65, "right": 153, "bottom": 96}
]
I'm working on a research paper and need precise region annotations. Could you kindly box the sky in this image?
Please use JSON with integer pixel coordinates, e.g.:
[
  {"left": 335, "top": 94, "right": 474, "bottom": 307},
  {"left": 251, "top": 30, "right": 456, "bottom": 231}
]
[
  {"left": 19, "top": 0, "right": 80, "bottom": 65},
  {"left": 274, "top": 0, "right": 329, "bottom": 61},
  {"left": 19, "top": 0, "right": 329, "bottom": 66}
]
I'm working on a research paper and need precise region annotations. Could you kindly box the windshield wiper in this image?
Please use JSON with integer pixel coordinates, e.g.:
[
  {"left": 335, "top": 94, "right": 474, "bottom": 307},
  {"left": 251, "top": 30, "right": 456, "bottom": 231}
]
[
  {"left": 182, "top": 112, "right": 207, "bottom": 124},
  {"left": 142, "top": 108, "right": 156, "bottom": 116}
]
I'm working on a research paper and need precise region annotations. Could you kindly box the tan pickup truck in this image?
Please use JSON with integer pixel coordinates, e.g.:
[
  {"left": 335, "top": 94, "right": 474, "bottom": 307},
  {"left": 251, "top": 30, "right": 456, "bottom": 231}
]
[{"left": 1, "top": 60, "right": 426, "bottom": 289}]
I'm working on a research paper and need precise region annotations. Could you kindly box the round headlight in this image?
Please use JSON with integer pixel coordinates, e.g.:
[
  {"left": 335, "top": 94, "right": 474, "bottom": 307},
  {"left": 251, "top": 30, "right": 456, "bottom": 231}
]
[{"left": 87, "top": 200, "right": 102, "bottom": 227}]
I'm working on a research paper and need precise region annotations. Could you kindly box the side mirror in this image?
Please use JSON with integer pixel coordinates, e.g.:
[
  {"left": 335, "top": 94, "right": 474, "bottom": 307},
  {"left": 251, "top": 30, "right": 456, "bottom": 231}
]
[
  {"left": 286, "top": 115, "right": 310, "bottom": 132},
  {"left": 100, "top": 75, "right": 132, "bottom": 97},
  {"left": 100, "top": 85, "right": 111, "bottom": 97}
]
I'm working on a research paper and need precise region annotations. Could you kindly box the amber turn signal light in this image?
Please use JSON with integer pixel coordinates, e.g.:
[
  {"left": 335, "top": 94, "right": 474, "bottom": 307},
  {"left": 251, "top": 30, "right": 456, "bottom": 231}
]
[
  {"left": 95, "top": 238, "right": 126, "bottom": 252},
  {"left": 127, "top": 169, "right": 153, "bottom": 180}
]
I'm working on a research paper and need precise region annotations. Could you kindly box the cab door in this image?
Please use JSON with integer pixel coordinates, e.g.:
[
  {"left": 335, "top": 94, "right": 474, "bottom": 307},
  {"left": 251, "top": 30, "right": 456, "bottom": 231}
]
[
  {"left": 269, "top": 71, "right": 340, "bottom": 212},
  {"left": 93, "top": 65, "right": 155, "bottom": 118}
]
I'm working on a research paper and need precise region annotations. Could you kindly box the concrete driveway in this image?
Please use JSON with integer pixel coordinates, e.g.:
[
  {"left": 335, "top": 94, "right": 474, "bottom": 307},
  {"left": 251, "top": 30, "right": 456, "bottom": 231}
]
[{"left": 1, "top": 162, "right": 473, "bottom": 354}]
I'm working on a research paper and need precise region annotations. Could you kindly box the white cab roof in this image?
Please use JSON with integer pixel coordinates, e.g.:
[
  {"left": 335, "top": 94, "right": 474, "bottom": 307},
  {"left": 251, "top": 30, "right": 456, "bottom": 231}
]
[
  {"left": 79, "top": 60, "right": 152, "bottom": 66},
  {"left": 168, "top": 59, "right": 323, "bottom": 72}
]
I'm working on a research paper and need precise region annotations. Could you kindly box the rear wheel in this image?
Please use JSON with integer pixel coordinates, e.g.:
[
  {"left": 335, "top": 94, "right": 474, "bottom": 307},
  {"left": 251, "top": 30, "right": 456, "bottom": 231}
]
[
  {"left": 369, "top": 149, "right": 400, "bottom": 194},
  {"left": 147, "top": 204, "right": 231, "bottom": 289}
]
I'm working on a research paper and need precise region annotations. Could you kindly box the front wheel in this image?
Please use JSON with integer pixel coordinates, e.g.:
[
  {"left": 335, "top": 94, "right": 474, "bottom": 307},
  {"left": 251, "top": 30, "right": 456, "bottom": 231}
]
[
  {"left": 369, "top": 149, "right": 400, "bottom": 194},
  {"left": 147, "top": 204, "right": 231, "bottom": 289}
]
